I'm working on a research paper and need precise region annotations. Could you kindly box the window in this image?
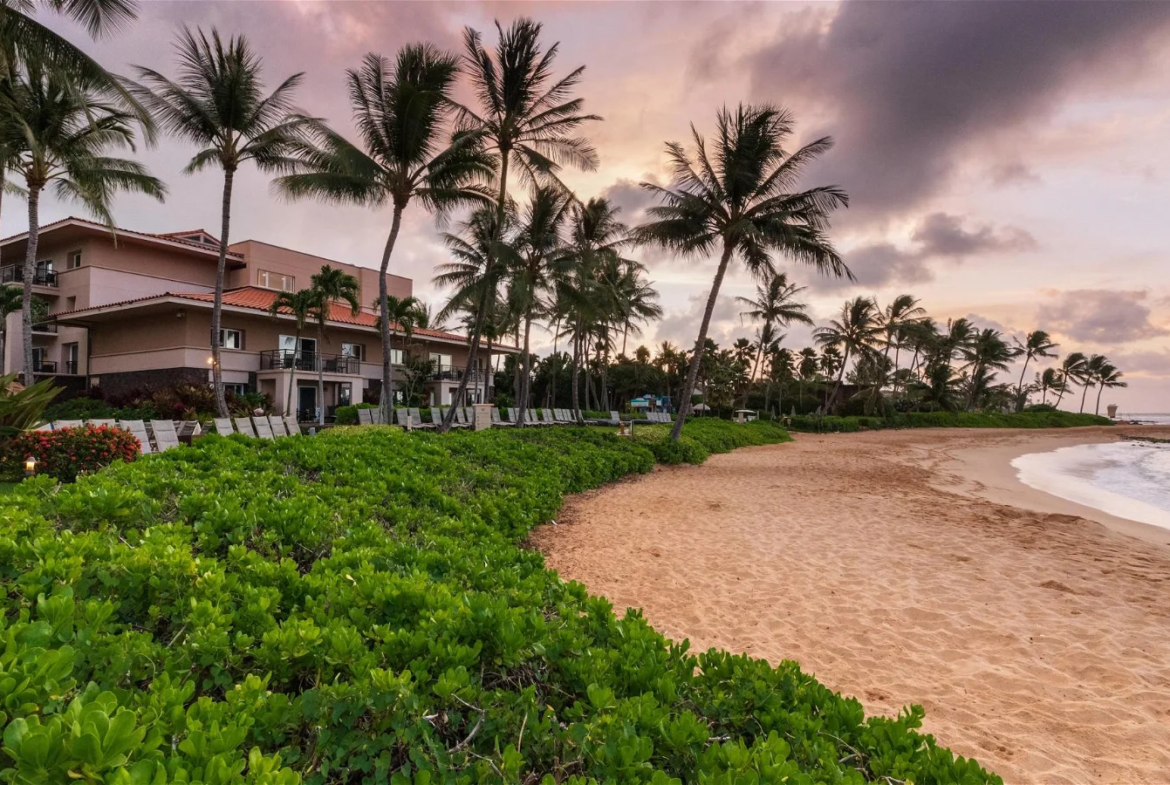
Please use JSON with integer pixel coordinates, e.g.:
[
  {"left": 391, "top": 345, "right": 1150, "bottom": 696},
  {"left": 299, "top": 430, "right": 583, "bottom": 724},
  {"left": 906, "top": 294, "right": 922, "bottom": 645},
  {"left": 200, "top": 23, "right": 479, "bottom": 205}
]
[
  {"left": 341, "top": 342, "right": 364, "bottom": 361},
  {"left": 390, "top": 348, "right": 403, "bottom": 365},
  {"left": 338, "top": 383, "right": 352, "bottom": 407},
  {"left": 224, "top": 383, "right": 249, "bottom": 396},
  {"left": 63, "top": 343, "right": 79, "bottom": 374},
  {"left": 220, "top": 328, "right": 243, "bottom": 350},
  {"left": 433, "top": 353, "right": 452, "bottom": 371},
  {"left": 258, "top": 269, "right": 295, "bottom": 291},
  {"left": 35, "top": 259, "right": 53, "bottom": 274},
  {"left": 68, "top": 251, "right": 82, "bottom": 269}
]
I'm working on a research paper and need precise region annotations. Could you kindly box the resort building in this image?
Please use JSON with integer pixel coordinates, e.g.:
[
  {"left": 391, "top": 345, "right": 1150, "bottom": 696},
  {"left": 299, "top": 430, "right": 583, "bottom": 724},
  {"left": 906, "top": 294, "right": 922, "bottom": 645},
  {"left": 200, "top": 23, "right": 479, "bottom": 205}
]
[{"left": 1, "top": 218, "right": 509, "bottom": 418}]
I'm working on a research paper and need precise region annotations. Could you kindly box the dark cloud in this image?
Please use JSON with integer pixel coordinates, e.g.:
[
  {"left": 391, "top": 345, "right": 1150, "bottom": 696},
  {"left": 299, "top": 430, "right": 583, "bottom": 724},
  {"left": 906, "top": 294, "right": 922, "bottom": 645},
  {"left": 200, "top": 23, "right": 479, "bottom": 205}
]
[
  {"left": 812, "top": 242, "right": 932, "bottom": 292},
  {"left": 988, "top": 161, "right": 1042, "bottom": 188},
  {"left": 747, "top": 1, "right": 1170, "bottom": 219},
  {"left": 1107, "top": 350, "right": 1170, "bottom": 378},
  {"left": 1037, "top": 290, "right": 1168, "bottom": 344},
  {"left": 653, "top": 294, "right": 750, "bottom": 349},
  {"left": 600, "top": 178, "right": 656, "bottom": 226},
  {"left": 911, "top": 213, "right": 1037, "bottom": 258}
]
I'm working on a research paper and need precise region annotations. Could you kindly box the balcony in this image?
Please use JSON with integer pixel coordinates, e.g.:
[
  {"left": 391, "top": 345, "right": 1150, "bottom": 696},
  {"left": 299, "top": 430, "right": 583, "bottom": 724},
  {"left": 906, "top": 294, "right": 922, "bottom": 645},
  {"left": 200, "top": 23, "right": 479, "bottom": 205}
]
[
  {"left": 32, "top": 359, "right": 56, "bottom": 373},
  {"left": 259, "top": 349, "right": 361, "bottom": 374},
  {"left": 430, "top": 364, "right": 487, "bottom": 383},
  {"left": 32, "top": 322, "right": 58, "bottom": 334},
  {"left": 1, "top": 265, "right": 58, "bottom": 287}
]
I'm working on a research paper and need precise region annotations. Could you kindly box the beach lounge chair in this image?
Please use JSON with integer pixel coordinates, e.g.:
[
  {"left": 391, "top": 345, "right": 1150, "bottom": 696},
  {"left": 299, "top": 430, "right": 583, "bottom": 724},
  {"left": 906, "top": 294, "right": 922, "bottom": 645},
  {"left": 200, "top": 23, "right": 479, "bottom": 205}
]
[
  {"left": 540, "top": 409, "right": 556, "bottom": 425},
  {"left": 553, "top": 408, "right": 570, "bottom": 424},
  {"left": 505, "top": 408, "right": 524, "bottom": 426},
  {"left": 410, "top": 408, "right": 436, "bottom": 430},
  {"left": 420, "top": 408, "right": 443, "bottom": 428},
  {"left": 461, "top": 407, "right": 477, "bottom": 427},
  {"left": 527, "top": 409, "right": 547, "bottom": 426},
  {"left": 604, "top": 411, "right": 621, "bottom": 426},
  {"left": 371, "top": 407, "right": 385, "bottom": 425},
  {"left": 234, "top": 416, "right": 257, "bottom": 438},
  {"left": 283, "top": 415, "right": 300, "bottom": 436},
  {"left": 87, "top": 419, "right": 116, "bottom": 428},
  {"left": 149, "top": 420, "right": 181, "bottom": 451},
  {"left": 358, "top": 408, "right": 374, "bottom": 425},
  {"left": 118, "top": 420, "right": 152, "bottom": 453},
  {"left": 213, "top": 418, "right": 235, "bottom": 435},
  {"left": 394, "top": 408, "right": 410, "bottom": 428},
  {"left": 268, "top": 415, "right": 289, "bottom": 437},
  {"left": 446, "top": 407, "right": 472, "bottom": 429},
  {"left": 55, "top": 419, "right": 84, "bottom": 429},
  {"left": 252, "top": 416, "right": 275, "bottom": 440},
  {"left": 491, "top": 408, "right": 513, "bottom": 427},
  {"left": 33, "top": 423, "right": 53, "bottom": 431}
]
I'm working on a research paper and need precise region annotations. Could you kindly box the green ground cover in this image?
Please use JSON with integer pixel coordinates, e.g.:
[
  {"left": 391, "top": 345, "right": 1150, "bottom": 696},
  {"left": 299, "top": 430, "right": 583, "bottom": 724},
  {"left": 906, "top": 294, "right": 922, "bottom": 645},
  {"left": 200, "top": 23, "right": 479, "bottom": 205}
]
[
  {"left": 786, "top": 410, "right": 1112, "bottom": 433},
  {"left": 0, "top": 421, "right": 998, "bottom": 783}
]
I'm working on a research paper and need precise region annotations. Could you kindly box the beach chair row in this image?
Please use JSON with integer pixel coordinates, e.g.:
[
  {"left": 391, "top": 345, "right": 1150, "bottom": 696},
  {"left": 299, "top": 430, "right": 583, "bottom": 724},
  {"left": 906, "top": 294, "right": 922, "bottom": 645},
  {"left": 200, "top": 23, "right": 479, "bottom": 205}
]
[
  {"left": 353, "top": 406, "right": 626, "bottom": 430},
  {"left": 34, "top": 418, "right": 199, "bottom": 454},
  {"left": 213, "top": 415, "right": 301, "bottom": 440}
]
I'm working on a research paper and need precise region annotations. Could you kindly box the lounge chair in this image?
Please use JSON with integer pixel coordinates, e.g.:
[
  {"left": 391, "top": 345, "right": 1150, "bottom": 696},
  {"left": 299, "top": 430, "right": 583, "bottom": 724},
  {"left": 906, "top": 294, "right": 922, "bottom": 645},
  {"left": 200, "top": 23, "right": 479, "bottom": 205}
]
[
  {"left": 420, "top": 408, "right": 444, "bottom": 428},
  {"left": 213, "top": 418, "right": 235, "bottom": 435},
  {"left": 491, "top": 408, "right": 513, "bottom": 427},
  {"left": 394, "top": 408, "right": 410, "bottom": 428},
  {"left": 149, "top": 420, "right": 181, "bottom": 451},
  {"left": 118, "top": 420, "right": 153, "bottom": 454},
  {"left": 283, "top": 415, "right": 300, "bottom": 436},
  {"left": 554, "top": 408, "right": 572, "bottom": 424},
  {"left": 268, "top": 415, "right": 289, "bottom": 437},
  {"left": 252, "top": 417, "right": 275, "bottom": 440},
  {"left": 234, "top": 417, "right": 257, "bottom": 438},
  {"left": 33, "top": 423, "right": 53, "bottom": 431},
  {"left": 87, "top": 419, "right": 116, "bottom": 428},
  {"left": 371, "top": 407, "right": 385, "bottom": 425},
  {"left": 540, "top": 409, "right": 556, "bottom": 425},
  {"left": 55, "top": 419, "right": 84, "bottom": 429},
  {"left": 410, "top": 408, "right": 436, "bottom": 430},
  {"left": 604, "top": 411, "right": 621, "bottom": 426},
  {"left": 358, "top": 408, "right": 374, "bottom": 425},
  {"left": 505, "top": 408, "right": 523, "bottom": 426},
  {"left": 462, "top": 407, "right": 477, "bottom": 427}
]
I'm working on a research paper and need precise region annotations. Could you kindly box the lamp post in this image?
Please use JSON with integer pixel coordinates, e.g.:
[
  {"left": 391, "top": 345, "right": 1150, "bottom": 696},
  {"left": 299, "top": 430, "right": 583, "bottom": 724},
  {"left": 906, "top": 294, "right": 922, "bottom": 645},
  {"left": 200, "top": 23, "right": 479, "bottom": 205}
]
[{"left": 24, "top": 456, "right": 37, "bottom": 477}]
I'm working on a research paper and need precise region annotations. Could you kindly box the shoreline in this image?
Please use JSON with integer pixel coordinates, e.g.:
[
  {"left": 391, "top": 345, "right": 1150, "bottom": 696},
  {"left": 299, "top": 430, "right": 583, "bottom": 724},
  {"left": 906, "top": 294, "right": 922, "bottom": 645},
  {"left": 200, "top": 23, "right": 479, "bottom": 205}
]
[{"left": 535, "top": 425, "right": 1170, "bottom": 783}]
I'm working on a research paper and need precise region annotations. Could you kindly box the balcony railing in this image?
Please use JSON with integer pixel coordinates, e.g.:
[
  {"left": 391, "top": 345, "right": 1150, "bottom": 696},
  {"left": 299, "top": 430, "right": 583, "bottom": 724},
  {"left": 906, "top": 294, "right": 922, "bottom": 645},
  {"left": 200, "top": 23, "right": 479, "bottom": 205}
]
[
  {"left": 259, "top": 350, "right": 361, "bottom": 374},
  {"left": 32, "top": 359, "right": 56, "bottom": 373},
  {"left": 32, "top": 322, "right": 58, "bottom": 334},
  {"left": 430, "top": 364, "right": 488, "bottom": 383},
  {"left": 1, "top": 265, "right": 57, "bottom": 286},
  {"left": 63, "top": 360, "right": 78, "bottom": 375}
]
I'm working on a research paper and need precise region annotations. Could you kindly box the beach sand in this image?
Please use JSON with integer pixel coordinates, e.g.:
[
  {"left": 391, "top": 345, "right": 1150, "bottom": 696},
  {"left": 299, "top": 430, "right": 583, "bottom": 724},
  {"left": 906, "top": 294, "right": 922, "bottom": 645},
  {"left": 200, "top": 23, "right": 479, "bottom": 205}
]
[{"left": 532, "top": 426, "right": 1170, "bottom": 784}]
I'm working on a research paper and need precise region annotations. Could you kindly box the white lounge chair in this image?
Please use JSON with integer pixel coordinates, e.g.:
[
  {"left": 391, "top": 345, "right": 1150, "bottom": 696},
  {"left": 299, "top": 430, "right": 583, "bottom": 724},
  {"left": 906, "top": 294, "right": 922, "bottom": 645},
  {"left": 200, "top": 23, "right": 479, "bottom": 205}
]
[
  {"left": 149, "top": 420, "right": 181, "bottom": 451},
  {"left": 394, "top": 409, "right": 411, "bottom": 428},
  {"left": 409, "top": 408, "right": 436, "bottom": 430},
  {"left": 252, "top": 416, "right": 275, "bottom": 440},
  {"left": 234, "top": 417, "right": 256, "bottom": 438},
  {"left": 358, "top": 408, "right": 374, "bottom": 425},
  {"left": 87, "top": 419, "right": 116, "bottom": 428},
  {"left": 268, "top": 415, "right": 289, "bottom": 437},
  {"left": 55, "top": 419, "right": 84, "bottom": 429},
  {"left": 213, "top": 418, "right": 235, "bottom": 435},
  {"left": 117, "top": 420, "right": 152, "bottom": 454},
  {"left": 491, "top": 408, "right": 513, "bottom": 427},
  {"left": 282, "top": 415, "right": 300, "bottom": 436}
]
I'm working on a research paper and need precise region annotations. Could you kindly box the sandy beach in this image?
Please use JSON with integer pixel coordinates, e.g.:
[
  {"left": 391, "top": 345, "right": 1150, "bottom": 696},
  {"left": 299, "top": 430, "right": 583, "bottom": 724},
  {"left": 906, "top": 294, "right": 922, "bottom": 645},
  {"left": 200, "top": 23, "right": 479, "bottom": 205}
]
[{"left": 533, "top": 426, "right": 1170, "bottom": 784}]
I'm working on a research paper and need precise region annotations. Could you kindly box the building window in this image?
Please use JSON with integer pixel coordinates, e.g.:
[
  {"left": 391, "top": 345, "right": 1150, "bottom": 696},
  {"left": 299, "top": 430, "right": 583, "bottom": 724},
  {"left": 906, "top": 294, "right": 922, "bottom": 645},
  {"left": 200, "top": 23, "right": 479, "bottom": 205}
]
[
  {"left": 433, "top": 353, "right": 452, "bottom": 371},
  {"left": 339, "top": 383, "right": 352, "bottom": 406},
  {"left": 389, "top": 348, "right": 403, "bottom": 365},
  {"left": 258, "top": 269, "right": 295, "bottom": 291},
  {"left": 224, "top": 383, "right": 249, "bottom": 396},
  {"left": 220, "top": 328, "right": 243, "bottom": 350},
  {"left": 68, "top": 251, "right": 82, "bottom": 269},
  {"left": 63, "top": 343, "right": 79, "bottom": 375},
  {"left": 341, "top": 342, "right": 364, "bottom": 361}
]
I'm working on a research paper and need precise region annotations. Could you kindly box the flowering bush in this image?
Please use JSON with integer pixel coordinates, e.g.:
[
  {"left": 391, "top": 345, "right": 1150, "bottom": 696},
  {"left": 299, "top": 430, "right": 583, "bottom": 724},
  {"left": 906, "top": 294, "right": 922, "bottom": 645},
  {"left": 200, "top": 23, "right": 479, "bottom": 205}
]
[{"left": 8, "top": 425, "right": 139, "bottom": 482}]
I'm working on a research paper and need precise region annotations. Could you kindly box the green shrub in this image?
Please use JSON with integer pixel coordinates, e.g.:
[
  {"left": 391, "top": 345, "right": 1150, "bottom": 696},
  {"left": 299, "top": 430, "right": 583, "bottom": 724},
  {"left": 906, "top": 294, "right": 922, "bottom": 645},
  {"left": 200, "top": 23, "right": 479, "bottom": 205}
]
[
  {"left": 0, "top": 425, "right": 998, "bottom": 784},
  {"left": 787, "top": 411, "right": 1111, "bottom": 433},
  {"left": 332, "top": 402, "right": 377, "bottom": 425},
  {"left": 648, "top": 436, "right": 708, "bottom": 464},
  {"left": 4, "top": 425, "right": 139, "bottom": 482}
]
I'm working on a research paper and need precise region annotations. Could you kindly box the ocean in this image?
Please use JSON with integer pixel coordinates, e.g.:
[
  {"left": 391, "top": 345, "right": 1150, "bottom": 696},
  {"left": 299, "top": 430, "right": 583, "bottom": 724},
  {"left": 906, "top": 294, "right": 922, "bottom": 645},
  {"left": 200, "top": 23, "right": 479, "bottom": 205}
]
[
  {"left": 1116, "top": 413, "right": 1170, "bottom": 425},
  {"left": 1012, "top": 437, "right": 1170, "bottom": 530}
]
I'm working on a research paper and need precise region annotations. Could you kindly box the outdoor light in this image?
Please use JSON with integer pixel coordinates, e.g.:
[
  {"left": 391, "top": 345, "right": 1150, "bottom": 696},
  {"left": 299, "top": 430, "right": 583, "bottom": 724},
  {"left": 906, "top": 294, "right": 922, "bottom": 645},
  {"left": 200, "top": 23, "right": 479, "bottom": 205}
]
[
  {"left": 206, "top": 356, "right": 215, "bottom": 365},
  {"left": 24, "top": 456, "right": 37, "bottom": 477}
]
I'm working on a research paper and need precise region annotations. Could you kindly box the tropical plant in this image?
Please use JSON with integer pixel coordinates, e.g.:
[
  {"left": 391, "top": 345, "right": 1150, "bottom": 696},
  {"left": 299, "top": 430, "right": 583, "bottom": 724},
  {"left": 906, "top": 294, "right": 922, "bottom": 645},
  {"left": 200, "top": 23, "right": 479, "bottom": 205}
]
[
  {"left": 1013, "top": 330, "right": 1058, "bottom": 411},
  {"left": 961, "top": 328, "right": 1019, "bottom": 411},
  {"left": 0, "top": 371, "right": 57, "bottom": 438},
  {"left": 814, "top": 297, "right": 881, "bottom": 412},
  {"left": 274, "top": 46, "right": 491, "bottom": 424},
  {"left": 1035, "top": 367, "right": 1064, "bottom": 406},
  {"left": 308, "top": 265, "right": 360, "bottom": 426},
  {"left": 134, "top": 26, "right": 306, "bottom": 417},
  {"left": 736, "top": 271, "right": 812, "bottom": 388},
  {"left": 1055, "top": 352, "right": 1088, "bottom": 410},
  {"left": 268, "top": 288, "right": 317, "bottom": 416},
  {"left": 1090, "top": 357, "right": 1126, "bottom": 416},
  {"left": 443, "top": 17, "right": 600, "bottom": 429},
  {"left": 4, "top": 61, "right": 163, "bottom": 385},
  {"left": 636, "top": 104, "right": 849, "bottom": 440}
]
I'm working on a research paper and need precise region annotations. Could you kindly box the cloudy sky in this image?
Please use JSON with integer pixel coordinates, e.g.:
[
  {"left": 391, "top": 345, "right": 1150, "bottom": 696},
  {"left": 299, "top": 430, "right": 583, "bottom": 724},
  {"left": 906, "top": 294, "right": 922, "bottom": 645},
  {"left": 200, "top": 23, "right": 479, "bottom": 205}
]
[{"left": 18, "top": 0, "right": 1170, "bottom": 411}]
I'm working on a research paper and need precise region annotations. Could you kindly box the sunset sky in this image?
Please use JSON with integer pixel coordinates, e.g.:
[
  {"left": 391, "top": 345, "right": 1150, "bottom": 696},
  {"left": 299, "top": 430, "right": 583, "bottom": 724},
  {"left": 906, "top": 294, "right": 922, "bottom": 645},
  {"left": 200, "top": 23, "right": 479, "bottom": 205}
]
[{"left": 19, "top": 1, "right": 1170, "bottom": 411}]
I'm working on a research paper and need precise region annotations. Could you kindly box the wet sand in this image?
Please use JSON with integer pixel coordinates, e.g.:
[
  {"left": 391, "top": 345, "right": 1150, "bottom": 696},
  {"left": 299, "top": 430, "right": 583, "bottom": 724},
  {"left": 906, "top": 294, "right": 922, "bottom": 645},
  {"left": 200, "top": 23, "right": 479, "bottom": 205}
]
[{"left": 532, "top": 426, "right": 1170, "bottom": 784}]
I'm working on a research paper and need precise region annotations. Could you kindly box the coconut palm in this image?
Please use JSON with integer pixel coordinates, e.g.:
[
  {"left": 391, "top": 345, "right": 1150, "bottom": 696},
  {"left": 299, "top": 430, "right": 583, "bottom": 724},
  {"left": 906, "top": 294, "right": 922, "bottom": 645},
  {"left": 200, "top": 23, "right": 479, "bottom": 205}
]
[
  {"left": 636, "top": 104, "right": 849, "bottom": 440},
  {"left": 134, "top": 27, "right": 306, "bottom": 417},
  {"left": 736, "top": 271, "right": 812, "bottom": 385},
  {"left": 1035, "top": 367, "right": 1063, "bottom": 406},
  {"left": 1014, "top": 330, "right": 1058, "bottom": 411},
  {"left": 444, "top": 17, "right": 600, "bottom": 429},
  {"left": 275, "top": 47, "right": 491, "bottom": 424},
  {"left": 1077, "top": 354, "right": 1116, "bottom": 414},
  {"left": 814, "top": 297, "right": 881, "bottom": 412},
  {"left": 881, "top": 294, "right": 926, "bottom": 377},
  {"left": 308, "top": 265, "right": 360, "bottom": 427},
  {"left": 962, "top": 328, "right": 1019, "bottom": 410},
  {"left": 4, "top": 62, "right": 164, "bottom": 385},
  {"left": 1054, "top": 352, "right": 1088, "bottom": 409},
  {"left": 612, "top": 259, "right": 661, "bottom": 357},
  {"left": 268, "top": 288, "right": 317, "bottom": 417},
  {"left": 1091, "top": 359, "right": 1125, "bottom": 416}
]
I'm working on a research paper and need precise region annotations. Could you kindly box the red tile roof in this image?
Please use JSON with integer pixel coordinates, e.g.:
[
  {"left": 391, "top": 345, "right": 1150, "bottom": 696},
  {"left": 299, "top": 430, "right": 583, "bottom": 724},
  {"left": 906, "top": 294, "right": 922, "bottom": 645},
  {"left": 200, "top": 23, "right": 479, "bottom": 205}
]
[{"left": 0, "top": 216, "right": 244, "bottom": 259}]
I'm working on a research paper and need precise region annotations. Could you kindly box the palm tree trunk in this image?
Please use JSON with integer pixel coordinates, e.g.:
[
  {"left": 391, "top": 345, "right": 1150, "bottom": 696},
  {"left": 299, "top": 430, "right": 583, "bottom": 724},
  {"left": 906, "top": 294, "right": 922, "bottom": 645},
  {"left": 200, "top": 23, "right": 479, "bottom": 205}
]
[
  {"left": 211, "top": 168, "right": 235, "bottom": 418},
  {"left": 286, "top": 334, "right": 296, "bottom": 417},
  {"left": 21, "top": 183, "right": 40, "bottom": 386},
  {"left": 571, "top": 330, "right": 581, "bottom": 422},
  {"left": 377, "top": 205, "right": 404, "bottom": 424},
  {"left": 550, "top": 318, "right": 560, "bottom": 409},
  {"left": 671, "top": 242, "right": 734, "bottom": 442},
  {"left": 1015, "top": 356, "right": 1031, "bottom": 413},
  {"left": 1080, "top": 381, "right": 1091, "bottom": 413},
  {"left": 1054, "top": 385, "right": 1066, "bottom": 409},
  {"left": 518, "top": 315, "right": 533, "bottom": 418},
  {"left": 444, "top": 155, "right": 509, "bottom": 432},
  {"left": 482, "top": 335, "right": 492, "bottom": 404},
  {"left": 824, "top": 348, "right": 850, "bottom": 413},
  {"left": 316, "top": 323, "right": 325, "bottom": 426},
  {"left": 1095, "top": 383, "right": 1104, "bottom": 416}
]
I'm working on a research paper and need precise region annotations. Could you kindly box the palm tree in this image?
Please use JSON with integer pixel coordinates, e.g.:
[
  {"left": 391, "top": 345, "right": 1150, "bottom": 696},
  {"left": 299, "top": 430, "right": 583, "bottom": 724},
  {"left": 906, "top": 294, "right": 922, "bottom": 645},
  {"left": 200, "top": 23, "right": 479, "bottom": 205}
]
[
  {"left": 880, "top": 294, "right": 926, "bottom": 384},
  {"left": 1035, "top": 367, "right": 1063, "bottom": 406},
  {"left": 509, "top": 185, "right": 571, "bottom": 419},
  {"left": 274, "top": 47, "right": 490, "bottom": 424},
  {"left": 1092, "top": 360, "right": 1125, "bottom": 416},
  {"left": 613, "top": 260, "right": 661, "bottom": 357},
  {"left": 444, "top": 17, "right": 600, "bottom": 429},
  {"left": 1014, "top": 330, "right": 1058, "bottom": 411},
  {"left": 1055, "top": 352, "right": 1088, "bottom": 410},
  {"left": 962, "top": 328, "right": 1019, "bottom": 411},
  {"left": 814, "top": 297, "right": 881, "bottom": 412},
  {"left": 1078, "top": 354, "right": 1115, "bottom": 414},
  {"left": 5, "top": 62, "right": 164, "bottom": 385},
  {"left": 636, "top": 104, "right": 849, "bottom": 440},
  {"left": 269, "top": 288, "right": 317, "bottom": 417},
  {"left": 134, "top": 27, "right": 306, "bottom": 417},
  {"left": 308, "top": 265, "right": 360, "bottom": 427},
  {"left": 736, "top": 271, "right": 812, "bottom": 385}
]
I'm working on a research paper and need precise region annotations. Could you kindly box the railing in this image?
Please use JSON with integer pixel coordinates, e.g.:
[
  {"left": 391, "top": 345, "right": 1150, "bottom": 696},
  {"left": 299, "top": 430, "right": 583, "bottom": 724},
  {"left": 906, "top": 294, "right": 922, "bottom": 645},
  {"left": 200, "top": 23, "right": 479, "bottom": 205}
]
[
  {"left": 32, "top": 359, "right": 56, "bottom": 373},
  {"left": 63, "top": 360, "right": 78, "bottom": 375},
  {"left": 32, "top": 322, "right": 58, "bottom": 334},
  {"left": 429, "top": 364, "right": 488, "bottom": 383},
  {"left": 1, "top": 265, "right": 58, "bottom": 286},
  {"left": 259, "top": 350, "right": 361, "bottom": 374}
]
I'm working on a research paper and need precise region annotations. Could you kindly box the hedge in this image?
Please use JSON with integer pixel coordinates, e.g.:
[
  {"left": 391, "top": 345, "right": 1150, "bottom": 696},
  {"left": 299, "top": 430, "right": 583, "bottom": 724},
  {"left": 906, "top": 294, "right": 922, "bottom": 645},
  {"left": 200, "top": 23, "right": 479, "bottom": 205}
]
[
  {"left": 3, "top": 425, "right": 139, "bottom": 482},
  {"left": 786, "top": 410, "right": 1112, "bottom": 433},
  {"left": 0, "top": 423, "right": 998, "bottom": 783}
]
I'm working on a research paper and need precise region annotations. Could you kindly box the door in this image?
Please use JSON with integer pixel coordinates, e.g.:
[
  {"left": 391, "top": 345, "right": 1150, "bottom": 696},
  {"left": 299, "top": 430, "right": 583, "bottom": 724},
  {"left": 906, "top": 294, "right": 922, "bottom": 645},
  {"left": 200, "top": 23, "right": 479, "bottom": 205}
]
[
  {"left": 279, "top": 335, "right": 317, "bottom": 370},
  {"left": 298, "top": 385, "right": 318, "bottom": 421}
]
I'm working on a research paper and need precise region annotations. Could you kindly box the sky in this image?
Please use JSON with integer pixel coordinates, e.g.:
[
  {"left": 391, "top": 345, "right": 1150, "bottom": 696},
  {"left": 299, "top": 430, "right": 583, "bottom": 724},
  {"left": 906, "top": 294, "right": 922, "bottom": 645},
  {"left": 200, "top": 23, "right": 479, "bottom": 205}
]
[{"left": 16, "top": 0, "right": 1170, "bottom": 412}]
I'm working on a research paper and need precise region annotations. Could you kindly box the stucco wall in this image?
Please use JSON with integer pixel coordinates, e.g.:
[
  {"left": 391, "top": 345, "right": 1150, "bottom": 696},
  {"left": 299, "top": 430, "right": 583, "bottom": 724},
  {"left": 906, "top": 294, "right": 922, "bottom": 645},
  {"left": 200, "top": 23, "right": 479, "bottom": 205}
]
[{"left": 228, "top": 240, "right": 412, "bottom": 304}]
